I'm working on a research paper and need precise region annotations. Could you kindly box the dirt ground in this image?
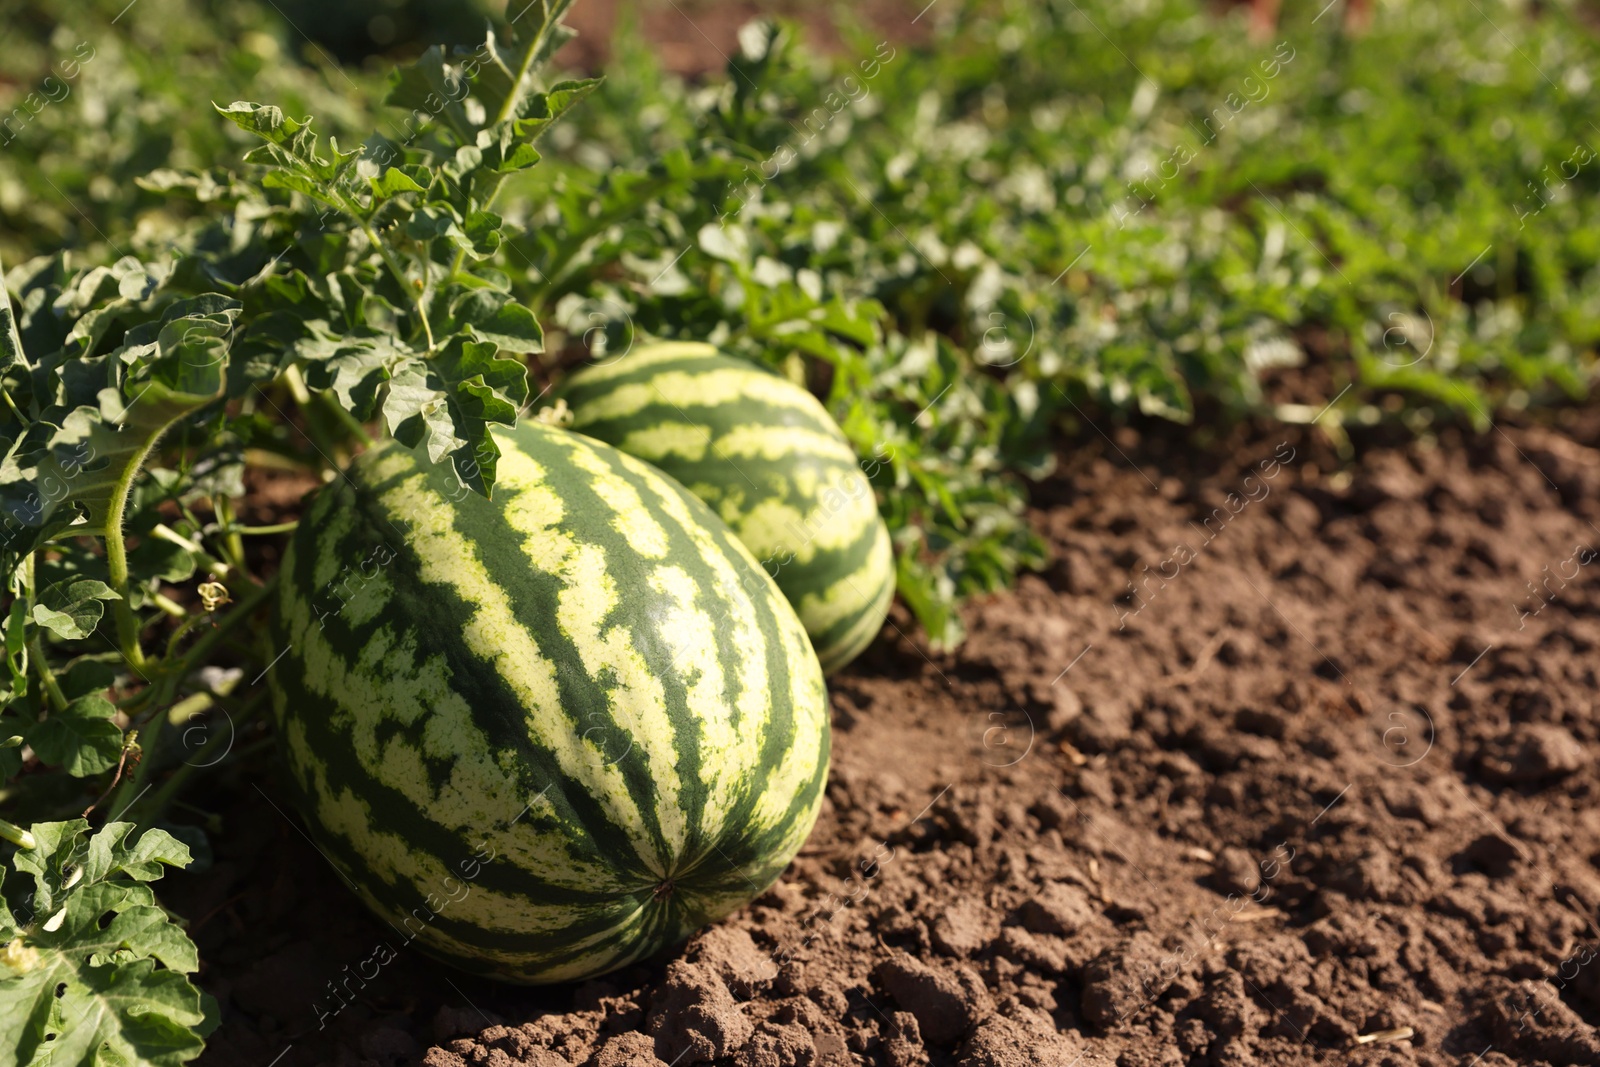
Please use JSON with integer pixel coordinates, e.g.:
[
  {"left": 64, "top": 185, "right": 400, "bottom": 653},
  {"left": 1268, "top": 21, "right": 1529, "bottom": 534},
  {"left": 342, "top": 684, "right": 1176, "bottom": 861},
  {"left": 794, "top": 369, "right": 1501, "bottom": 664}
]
[{"left": 171, "top": 386, "right": 1600, "bottom": 1067}]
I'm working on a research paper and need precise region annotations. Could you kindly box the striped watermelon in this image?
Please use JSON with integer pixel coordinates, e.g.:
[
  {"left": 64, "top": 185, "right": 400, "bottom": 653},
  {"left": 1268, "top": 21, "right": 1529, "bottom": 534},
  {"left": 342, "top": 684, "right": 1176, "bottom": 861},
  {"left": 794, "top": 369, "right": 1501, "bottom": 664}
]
[
  {"left": 268, "top": 421, "right": 829, "bottom": 984},
  {"left": 556, "top": 343, "right": 894, "bottom": 674}
]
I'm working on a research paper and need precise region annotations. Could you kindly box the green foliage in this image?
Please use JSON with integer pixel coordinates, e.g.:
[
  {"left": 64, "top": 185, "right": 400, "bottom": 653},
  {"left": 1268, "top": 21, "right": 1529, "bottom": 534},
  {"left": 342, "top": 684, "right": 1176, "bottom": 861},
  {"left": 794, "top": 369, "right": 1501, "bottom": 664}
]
[
  {"left": 0, "top": 268, "right": 239, "bottom": 550},
  {"left": 171, "top": 4, "right": 596, "bottom": 497},
  {"left": 0, "top": 1, "right": 600, "bottom": 865},
  {"left": 0, "top": 0, "right": 1595, "bottom": 665},
  {"left": 0, "top": 821, "right": 212, "bottom": 1066},
  {"left": 502, "top": 1, "right": 1598, "bottom": 637},
  {"left": 27, "top": 696, "right": 123, "bottom": 778},
  {"left": 31, "top": 581, "right": 120, "bottom": 643},
  {"left": 0, "top": 0, "right": 385, "bottom": 268}
]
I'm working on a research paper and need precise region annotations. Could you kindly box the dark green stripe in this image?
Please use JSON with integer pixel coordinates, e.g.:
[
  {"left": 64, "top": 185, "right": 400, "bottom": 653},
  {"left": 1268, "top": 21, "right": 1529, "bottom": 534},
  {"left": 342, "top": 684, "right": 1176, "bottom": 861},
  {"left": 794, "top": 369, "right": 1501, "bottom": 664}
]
[
  {"left": 272, "top": 425, "right": 828, "bottom": 981},
  {"left": 276, "top": 457, "right": 653, "bottom": 895},
  {"left": 574, "top": 391, "right": 844, "bottom": 444},
  {"left": 287, "top": 444, "right": 650, "bottom": 879}
]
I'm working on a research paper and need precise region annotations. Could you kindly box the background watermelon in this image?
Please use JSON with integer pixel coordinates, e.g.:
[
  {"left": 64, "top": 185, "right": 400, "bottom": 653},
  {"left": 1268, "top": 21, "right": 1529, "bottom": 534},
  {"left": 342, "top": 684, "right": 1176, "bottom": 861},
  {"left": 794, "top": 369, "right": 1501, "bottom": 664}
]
[
  {"left": 269, "top": 421, "right": 830, "bottom": 984},
  {"left": 557, "top": 343, "right": 895, "bottom": 674}
]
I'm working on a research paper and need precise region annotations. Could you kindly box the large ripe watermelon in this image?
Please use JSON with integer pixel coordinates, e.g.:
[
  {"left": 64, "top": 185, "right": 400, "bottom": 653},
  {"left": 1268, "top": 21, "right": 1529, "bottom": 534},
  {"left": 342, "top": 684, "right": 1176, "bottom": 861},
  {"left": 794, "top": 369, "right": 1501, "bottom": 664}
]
[
  {"left": 557, "top": 343, "right": 894, "bottom": 674},
  {"left": 268, "top": 421, "right": 829, "bottom": 984}
]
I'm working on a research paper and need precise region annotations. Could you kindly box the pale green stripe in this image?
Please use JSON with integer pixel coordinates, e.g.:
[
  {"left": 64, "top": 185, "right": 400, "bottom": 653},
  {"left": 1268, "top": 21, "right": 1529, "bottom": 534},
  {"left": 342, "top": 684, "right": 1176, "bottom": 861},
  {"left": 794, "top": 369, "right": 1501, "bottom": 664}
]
[
  {"left": 364, "top": 445, "right": 665, "bottom": 875},
  {"left": 570, "top": 368, "right": 833, "bottom": 428},
  {"left": 798, "top": 522, "right": 895, "bottom": 638},
  {"left": 502, "top": 435, "right": 689, "bottom": 858},
  {"left": 616, "top": 423, "right": 713, "bottom": 463},
  {"left": 711, "top": 424, "right": 857, "bottom": 466}
]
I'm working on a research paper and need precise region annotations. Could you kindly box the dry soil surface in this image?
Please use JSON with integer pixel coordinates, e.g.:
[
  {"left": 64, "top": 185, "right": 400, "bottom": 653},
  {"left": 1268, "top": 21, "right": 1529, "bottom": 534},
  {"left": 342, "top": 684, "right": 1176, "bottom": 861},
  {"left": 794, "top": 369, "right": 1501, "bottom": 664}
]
[{"left": 178, "top": 404, "right": 1600, "bottom": 1067}]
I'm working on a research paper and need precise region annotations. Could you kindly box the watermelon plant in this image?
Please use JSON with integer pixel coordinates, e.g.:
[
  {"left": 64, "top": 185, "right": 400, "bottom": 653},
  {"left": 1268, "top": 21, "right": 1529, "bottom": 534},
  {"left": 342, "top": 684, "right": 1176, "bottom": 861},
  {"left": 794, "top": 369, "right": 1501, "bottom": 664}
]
[
  {"left": 556, "top": 343, "right": 895, "bottom": 674},
  {"left": 0, "top": 820, "right": 212, "bottom": 1064}
]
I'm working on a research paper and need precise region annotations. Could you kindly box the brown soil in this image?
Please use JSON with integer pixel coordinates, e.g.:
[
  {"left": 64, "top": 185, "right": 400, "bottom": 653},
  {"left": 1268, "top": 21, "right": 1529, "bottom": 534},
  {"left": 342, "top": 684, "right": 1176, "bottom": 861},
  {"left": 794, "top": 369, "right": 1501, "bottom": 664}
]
[{"left": 174, "top": 402, "right": 1600, "bottom": 1067}]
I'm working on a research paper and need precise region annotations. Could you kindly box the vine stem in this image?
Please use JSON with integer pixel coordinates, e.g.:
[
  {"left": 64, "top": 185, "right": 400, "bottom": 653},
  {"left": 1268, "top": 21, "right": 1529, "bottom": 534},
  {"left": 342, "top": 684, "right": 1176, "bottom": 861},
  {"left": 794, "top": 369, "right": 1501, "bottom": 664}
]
[
  {"left": 151, "top": 524, "right": 231, "bottom": 579},
  {"left": 26, "top": 634, "right": 67, "bottom": 713},
  {"left": 213, "top": 497, "right": 249, "bottom": 578},
  {"left": 447, "top": 173, "right": 508, "bottom": 283},
  {"left": 26, "top": 556, "right": 67, "bottom": 712},
  {"left": 103, "top": 430, "right": 159, "bottom": 672},
  {"left": 320, "top": 391, "right": 375, "bottom": 447},
  {"left": 0, "top": 818, "right": 35, "bottom": 849},
  {"left": 231, "top": 521, "right": 300, "bottom": 536},
  {"left": 162, "top": 612, "right": 214, "bottom": 663},
  {"left": 1, "top": 390, "right": 27, "bottom": 426},
  {"left": 104, "top": 571, "right": 279, "bottom": 821},
  {"left": 493, "top": 13, "right": 554, "bottom": 127},
  {"left": 281, "top": 365, "right": 343, "bottom": 466},
  {"left": 320, "top": 184, "right": 434, "bottom": 355},
  {"left": 443, "top": 8, "right": 551, "bottom": 288},
  {"left": 359, "top": 217, "right": 436, "bottom": 352},
  {"left": 280, "top": 365, "right": 372, "bottom": 456},
  {"left": 150, "top": 592, "right": 188, "bottom": 619}
]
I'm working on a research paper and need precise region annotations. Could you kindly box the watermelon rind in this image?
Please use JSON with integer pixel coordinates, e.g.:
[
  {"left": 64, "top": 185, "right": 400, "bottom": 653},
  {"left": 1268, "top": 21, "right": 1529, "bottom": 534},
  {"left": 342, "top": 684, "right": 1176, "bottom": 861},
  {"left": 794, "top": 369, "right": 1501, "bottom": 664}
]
[
  {"left": 269, "top": 421, "right": 830, "bottom": 984},
  {"left": 558, "top": 343, "right": 894, "bottom": 674}
]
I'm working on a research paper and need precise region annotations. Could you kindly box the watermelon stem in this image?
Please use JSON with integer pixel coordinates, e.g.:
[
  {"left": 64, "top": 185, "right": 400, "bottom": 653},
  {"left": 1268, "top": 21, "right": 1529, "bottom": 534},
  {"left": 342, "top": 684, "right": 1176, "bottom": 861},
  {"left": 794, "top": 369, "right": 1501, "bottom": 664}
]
[
  {"left": 0, "top": 817, "right": 35, "bottom": 850},
  {"left": 25, "top": 557, "right": 68, "bottom": 715},
  {"left": 105, "top": 571, "right": 280, "bottom": 821},
  {"left": 141, "top": 686, "right": 270, "bottom": 821},
  {"left": 102, "top": 429, "right": 159, "bottom": 672}
]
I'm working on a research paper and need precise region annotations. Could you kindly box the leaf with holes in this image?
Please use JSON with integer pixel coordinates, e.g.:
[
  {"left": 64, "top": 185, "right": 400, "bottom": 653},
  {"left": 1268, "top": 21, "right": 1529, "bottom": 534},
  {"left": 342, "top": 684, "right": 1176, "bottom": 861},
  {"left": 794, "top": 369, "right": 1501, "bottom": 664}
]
[{"left": 0, "top": 821, "right": 212, "bottom": 1066}]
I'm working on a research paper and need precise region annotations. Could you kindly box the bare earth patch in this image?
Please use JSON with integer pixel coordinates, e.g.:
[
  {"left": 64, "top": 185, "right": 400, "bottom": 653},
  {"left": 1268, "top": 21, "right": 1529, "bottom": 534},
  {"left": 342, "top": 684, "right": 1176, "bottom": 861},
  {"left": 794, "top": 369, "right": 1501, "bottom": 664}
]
[{"left": 181, "top": 407, "right": 1600, "bottom": 1067}]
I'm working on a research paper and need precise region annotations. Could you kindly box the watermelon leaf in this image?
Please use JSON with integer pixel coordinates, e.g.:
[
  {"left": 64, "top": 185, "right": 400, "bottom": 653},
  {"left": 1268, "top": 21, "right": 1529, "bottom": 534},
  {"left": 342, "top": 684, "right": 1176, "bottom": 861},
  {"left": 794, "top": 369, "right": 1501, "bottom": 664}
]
[
  {"left": 0, "top": 248, "right": 27, "bottom": 376},
  {"left": 28, "top": 695, "right": 123, "bottom": 777},
  {"left": 383, "top": 363, "right": 465, "bottom": 463},
  {"left": 447, "top": 290, "right": 544, "bottom": 354},
  {"left": 31, "top": 580, "right": 121, "bottom": 642},
  {"left": 0, "top": 298, "right": 238, "bottom": 544},
  {"left": 215, "top": 101, "right": 359, "bottom": 188},
  {"left": 368, "top": 167, "right": 427, "bottom": 201},
  {"left": 0, "top": 821, "right": 212, "bottom": 1067}
]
